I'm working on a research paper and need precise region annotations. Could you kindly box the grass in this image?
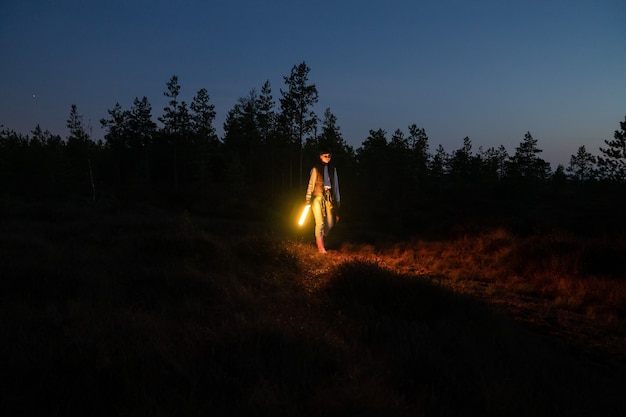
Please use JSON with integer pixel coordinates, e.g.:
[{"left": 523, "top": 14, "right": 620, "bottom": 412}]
[{"left": 1, "top": 200, "right": 625, "bottom": 416}]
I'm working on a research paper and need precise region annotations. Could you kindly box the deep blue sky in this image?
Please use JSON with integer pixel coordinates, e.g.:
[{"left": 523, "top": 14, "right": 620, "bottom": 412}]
[{"left": 1, "top": 0, "right": 625, "bottom": 167}]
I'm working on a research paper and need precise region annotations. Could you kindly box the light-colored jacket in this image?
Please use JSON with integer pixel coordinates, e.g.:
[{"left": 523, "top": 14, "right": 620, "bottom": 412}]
[{"left": 306, "top": 164, "right": 340, "bottom": 205}]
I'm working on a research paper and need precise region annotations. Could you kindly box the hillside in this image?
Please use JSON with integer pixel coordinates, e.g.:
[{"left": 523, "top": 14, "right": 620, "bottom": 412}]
[{"left": 1, "top": 200, "right": 625, "bottom": 416}]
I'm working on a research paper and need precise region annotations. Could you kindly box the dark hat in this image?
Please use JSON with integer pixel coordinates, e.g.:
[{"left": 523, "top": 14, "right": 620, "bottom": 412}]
[{"left": 318, "top": 146, "right": 332, "bottom": 155}]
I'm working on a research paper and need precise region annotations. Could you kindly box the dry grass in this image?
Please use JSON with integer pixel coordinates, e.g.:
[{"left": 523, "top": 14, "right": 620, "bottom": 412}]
[
  {"left": 334, "top": 228, "right": 626, "bottom": 359},
  {"left": 1, "top": 200, "right": 625, "bottom": 416}
]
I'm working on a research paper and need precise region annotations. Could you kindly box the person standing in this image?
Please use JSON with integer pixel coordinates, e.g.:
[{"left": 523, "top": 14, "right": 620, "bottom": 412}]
[{"left": 305, "top": 149, "right": 340, "bottom": 253}]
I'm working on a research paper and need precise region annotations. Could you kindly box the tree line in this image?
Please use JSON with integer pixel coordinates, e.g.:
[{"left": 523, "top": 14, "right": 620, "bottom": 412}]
[{"left": 2, "top": 61, "right": 626, "bottom": 226}]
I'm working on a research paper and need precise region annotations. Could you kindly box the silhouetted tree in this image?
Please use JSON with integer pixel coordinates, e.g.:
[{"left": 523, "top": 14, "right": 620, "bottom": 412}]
[
  {"left": 506, "top": 131, "right": 551, "bottom": 183},
  {"left": 66, "top": 104, "right": 98, "bottom": 198},
  {"left": 158, "top": 75, "right": 192, "bottom": 189},
  {"left": 190, "top": 88, "right": 217, "bottom": 143},
  {"left": 66, "top": 104, "right": 91, "bottom": 144},
  {"left": 429, "top": 144, "right": 449, "bottom": 194},
  {"left": 255, "top": 81, "right": 286, "bottom": 197},
  {"left": 448, "top": 136, "right": 479, "bottom": 187},
  {"left": 101, "top": 102, "right": 131, "bottom": 186},
  {"left": 471, "top": 145, "right": 510, "bottom": 197},
  {"left": 279, "top": 62, "right": 318, "bottom": 189},
  {"left": 567, "top": 145, "right": 597, "bottom": 182},
  {"left": 190, "top": 87, "right": 219, "bottom": 191},
  {"left": 312, "top": 108, "right": 354, "bottom": 165},
  {"left": 551, "top": 164, "right": 567, "bottom": 189},
  {"left": 356, "top": 129, "right": 392, "bottom": 214},
  {"left": 30, "top": 125, "right": 65, "bottom": 194},
  {"left": 408, "top": 125, "right": 430, "bottom": 192},
  {"left": 388, "top": 128, "right": 413, "bottom": 208},
  {"left": 101, "top": 103, "right": 129, "bottom": 149},
  {"left": 256, "top": 80, "right": 276, "bottom": 145},
  {"left": 597, "top": 115, "right": 626, "bottom": 181},
  {"left": 128, "top": 96, "right": 157, "bottom": 185},
  {"left": 0, "top": 128, "right": 29, "bottom": 194},
  {"left": 479, "top": 145, "right": 509, "bottom": 181},
  {"left": 223, "top": 89, "right": 261, "bottom": 195}
]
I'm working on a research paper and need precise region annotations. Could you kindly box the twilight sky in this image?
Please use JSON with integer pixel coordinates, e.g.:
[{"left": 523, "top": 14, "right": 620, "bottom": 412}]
[{"left": 1, "top": 0, "right": 625, "bottom": 167}]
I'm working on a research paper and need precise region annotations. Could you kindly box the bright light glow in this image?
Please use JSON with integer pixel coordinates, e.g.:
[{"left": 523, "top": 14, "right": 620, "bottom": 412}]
[{"left": 298, "top": 204, "right": 310, "bottom": 226}]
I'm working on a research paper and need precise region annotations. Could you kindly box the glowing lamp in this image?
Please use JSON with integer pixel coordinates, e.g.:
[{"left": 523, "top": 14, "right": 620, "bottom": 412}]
[{"left": 298, "top": 204, "right": 311, "bottom": 226}]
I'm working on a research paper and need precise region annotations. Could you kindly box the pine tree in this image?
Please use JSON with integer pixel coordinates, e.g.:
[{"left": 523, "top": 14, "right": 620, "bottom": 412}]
[
  {"left": 158, "top": 75, "right": 192, "bottom": 188},
  {"left": 66, "top": 104, "right": 97, "bottom": 199},
  {"left": 408, "top": 125, "right": 430, "bottom": 189},
  {"left": 506, "top": 131, "right": 550, "bottom": 181},
  {"left": 356, "top": 129, "right": 390, "bottom": 200},
  {"left": 190, "top": 88, "right": 219, "bottom": 189},
  {"left": 128, "top": 97, "right": 156, "bottom": 185},
  {"left": 101, "top": 102, "right": 130, "bottom": 186},
  {"left": 279, "top": 62, "right": 318, "bottom": 188},
  {"left": 190, "top": 88, "right": 217, "bottom": 145},
  {"left": 66, "top": 104, "right": 91, "bottom": 145},
  {"left": 567, "top": 145, "right": 597, "bottom": 182},
  {"left": 316, "top": 107, "right": 353, "bottom": 161},
  {"left": 597, "top": 115, "right": 626, "bottom": 181},
  {"left": 448, "top": 136, "right": 474, "bottom": 181},
  {"left": 256, "top": 80, "right": 276, "bottom": 145}
]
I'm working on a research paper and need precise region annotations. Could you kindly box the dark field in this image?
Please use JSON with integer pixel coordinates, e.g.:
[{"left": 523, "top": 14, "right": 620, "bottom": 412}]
[{"left": 1, "top": 199, "right": 625, "bottom": 416}]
